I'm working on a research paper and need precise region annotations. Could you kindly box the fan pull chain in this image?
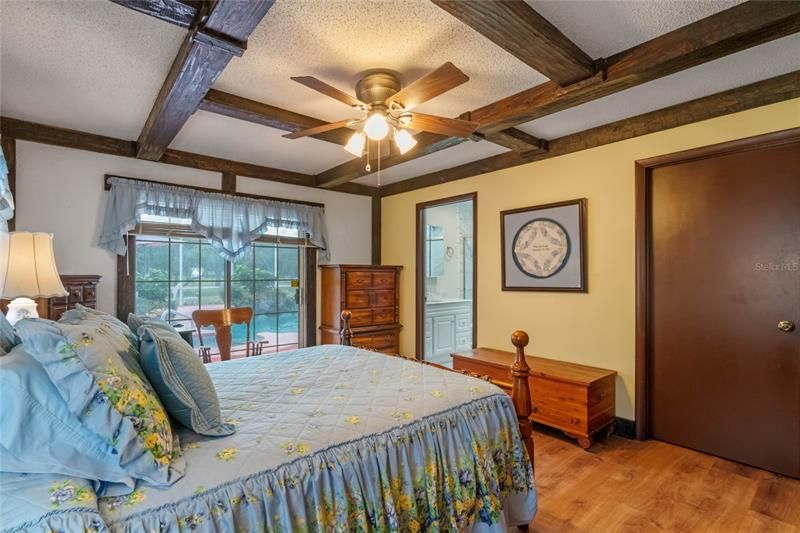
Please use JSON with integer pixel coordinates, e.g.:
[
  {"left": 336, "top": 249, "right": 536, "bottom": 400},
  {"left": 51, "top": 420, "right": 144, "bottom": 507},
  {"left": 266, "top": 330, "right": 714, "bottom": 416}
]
[{"left": 365, "top": 140, "right": 371, "bottom": 172}]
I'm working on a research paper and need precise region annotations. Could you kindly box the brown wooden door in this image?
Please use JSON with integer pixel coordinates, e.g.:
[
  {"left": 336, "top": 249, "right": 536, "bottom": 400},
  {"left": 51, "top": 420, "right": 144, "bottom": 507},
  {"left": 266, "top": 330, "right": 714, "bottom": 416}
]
[{"left": 649, "top": 140, "right": 800, "bottom": 477}]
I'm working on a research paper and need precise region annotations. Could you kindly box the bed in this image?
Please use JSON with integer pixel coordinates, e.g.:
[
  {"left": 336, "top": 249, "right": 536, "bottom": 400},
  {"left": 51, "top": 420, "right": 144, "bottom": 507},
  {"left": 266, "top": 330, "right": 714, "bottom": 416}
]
[{"left": 0, "top": 311, "right": 537, "bottom": 533}]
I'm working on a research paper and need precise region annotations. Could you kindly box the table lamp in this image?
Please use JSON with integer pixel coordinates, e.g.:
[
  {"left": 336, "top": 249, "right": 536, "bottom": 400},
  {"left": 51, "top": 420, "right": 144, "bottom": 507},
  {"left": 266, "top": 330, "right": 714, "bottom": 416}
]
[{"left": 1, "top": 232, "right": 67, "bottom": 325}]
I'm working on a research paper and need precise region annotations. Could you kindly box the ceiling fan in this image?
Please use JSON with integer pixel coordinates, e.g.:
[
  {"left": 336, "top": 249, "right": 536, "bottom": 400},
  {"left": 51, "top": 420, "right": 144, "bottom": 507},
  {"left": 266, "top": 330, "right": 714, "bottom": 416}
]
[{"left": 283, "top": 62, "right": 479, "bottom": 160}]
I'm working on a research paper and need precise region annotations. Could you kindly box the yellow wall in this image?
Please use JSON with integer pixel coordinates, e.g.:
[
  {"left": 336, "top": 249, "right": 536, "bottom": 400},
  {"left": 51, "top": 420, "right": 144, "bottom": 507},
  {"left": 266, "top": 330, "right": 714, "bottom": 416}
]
[{"left": 381, "top": 98, "right": 800, "bottom": 420}]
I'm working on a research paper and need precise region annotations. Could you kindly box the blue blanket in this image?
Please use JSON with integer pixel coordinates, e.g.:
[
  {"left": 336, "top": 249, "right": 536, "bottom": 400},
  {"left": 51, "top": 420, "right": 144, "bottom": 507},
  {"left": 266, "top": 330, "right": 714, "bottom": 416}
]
[{"left": 1, "top": 344, "right": 536, "bottom": 532}]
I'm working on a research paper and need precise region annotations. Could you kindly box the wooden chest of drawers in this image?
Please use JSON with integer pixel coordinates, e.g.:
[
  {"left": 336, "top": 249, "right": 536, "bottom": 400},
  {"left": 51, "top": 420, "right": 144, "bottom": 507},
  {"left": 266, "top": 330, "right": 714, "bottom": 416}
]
[
  {"left": 320, "top": 265, "right": 402, "bottom": 354},
  {"left": 452, "top": 347, "right": 617, "bottom": 449},
  {"left": 1, "top": 274, "right": 101, "bottom": 321}
]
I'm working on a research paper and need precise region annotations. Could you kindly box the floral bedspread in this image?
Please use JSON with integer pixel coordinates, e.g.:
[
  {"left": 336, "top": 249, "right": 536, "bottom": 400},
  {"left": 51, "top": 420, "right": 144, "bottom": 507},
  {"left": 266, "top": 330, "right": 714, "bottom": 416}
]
[{"left": 1, "top": 344, "right": 536, "bottom": 532}]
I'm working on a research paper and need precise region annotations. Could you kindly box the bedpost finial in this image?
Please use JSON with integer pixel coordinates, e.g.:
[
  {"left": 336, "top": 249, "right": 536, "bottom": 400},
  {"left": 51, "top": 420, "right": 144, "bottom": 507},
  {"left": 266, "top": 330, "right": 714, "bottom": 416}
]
[
  {"left": 340, "top": 310, "right": 353, "bottom": 346},
  {"left": 511, "top": 330, "right": 529, "bottom": 349}
]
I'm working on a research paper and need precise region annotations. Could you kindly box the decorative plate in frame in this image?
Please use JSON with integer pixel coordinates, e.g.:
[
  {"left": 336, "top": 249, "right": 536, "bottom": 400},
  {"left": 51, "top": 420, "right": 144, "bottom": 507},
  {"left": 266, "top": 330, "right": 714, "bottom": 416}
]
[{"left": 501, "top": 199, "right": 586, "bottom": 291}]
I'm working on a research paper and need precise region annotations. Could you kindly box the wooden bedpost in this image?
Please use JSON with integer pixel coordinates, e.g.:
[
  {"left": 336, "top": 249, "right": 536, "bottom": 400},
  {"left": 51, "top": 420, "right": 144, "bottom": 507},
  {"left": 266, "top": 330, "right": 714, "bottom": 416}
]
[
  {"left": 340, "top": 310, "right": 353, "bottom": 346},
  {"left": 511, "top": 330, "right": 535, "bottom": 472}
]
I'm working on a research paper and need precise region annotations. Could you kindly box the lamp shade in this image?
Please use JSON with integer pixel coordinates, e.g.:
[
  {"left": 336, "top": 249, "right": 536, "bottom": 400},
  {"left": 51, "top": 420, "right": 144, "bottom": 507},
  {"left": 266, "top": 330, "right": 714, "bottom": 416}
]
[{"left": 1, "top": 232, "right": 67, "bottom": 299}]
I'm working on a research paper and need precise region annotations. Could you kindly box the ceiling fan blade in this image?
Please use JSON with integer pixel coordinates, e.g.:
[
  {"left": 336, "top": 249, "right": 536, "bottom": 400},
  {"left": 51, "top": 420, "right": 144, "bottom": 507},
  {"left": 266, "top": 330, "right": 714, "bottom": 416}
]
[
  {"left": 290, "top": 76, "right": 365, "bottom": 108},
  {"left": 406, "top": 112, "right": 479, "bottom": 138},
  {"left": 387, "top": 62, "right": 469, "bottom": 110},
  {"left": 282, "top": 119, "right": 355, "bottom": 140}
]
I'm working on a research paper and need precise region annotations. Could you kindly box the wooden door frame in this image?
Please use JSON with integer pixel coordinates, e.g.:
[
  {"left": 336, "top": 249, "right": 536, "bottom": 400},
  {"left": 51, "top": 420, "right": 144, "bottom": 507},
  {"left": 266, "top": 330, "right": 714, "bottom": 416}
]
[
  {"left": 415, "top": 192, "right": 478, "bottom": 359},
  {"left": 634, "top": 127, "right": 800, "bottom": 440}
]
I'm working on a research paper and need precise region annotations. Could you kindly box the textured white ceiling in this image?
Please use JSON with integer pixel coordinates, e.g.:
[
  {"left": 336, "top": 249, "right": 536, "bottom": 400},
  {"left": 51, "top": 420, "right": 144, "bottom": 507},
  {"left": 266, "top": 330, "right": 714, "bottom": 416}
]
[
  {"left": 214, "top": 0, "right": 547, "bottom": 122},
  {"left": 0, "top": 0, "right": 796, "bottom": 189},
  {"left": 0, "top": 0, "right": 184, "bottom": 140},
  {"left": 527, "top": 0, "right": 746, "bottom": 58}
]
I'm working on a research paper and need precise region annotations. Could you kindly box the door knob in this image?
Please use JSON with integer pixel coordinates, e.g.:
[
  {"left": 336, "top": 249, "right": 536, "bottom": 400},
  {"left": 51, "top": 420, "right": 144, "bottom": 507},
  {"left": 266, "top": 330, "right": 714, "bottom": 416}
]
[{"left": 778, "top": 320, "right": 796, "bottom": 332}]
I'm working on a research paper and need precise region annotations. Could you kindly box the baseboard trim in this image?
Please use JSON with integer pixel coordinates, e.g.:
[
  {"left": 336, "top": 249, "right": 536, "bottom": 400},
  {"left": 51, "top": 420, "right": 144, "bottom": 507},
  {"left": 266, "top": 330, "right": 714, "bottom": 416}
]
[{"left": 614, "top": 417, "right": 636, "bottom": 439}]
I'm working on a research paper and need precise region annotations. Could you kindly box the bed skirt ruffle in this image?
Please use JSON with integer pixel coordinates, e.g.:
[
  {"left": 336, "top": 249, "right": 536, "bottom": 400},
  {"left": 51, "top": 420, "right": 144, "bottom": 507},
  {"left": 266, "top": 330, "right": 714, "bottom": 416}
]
[{"left": 104, "top": 394, "right": 536, "bottom": 532}]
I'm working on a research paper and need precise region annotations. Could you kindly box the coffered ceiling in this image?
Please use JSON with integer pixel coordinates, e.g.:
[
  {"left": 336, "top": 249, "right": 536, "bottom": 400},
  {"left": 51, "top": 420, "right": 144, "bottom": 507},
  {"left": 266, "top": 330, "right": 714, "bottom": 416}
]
[{"left": 1, "top": 0, "right": 798, "bottom": 191}]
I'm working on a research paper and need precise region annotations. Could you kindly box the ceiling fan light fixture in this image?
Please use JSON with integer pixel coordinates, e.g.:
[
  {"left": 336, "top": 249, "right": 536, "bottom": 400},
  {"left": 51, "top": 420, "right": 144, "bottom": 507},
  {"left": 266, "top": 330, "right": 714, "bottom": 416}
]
[
  {"left": 394, "top": 128, "right": 417, "bottom": 155},
  {"left": 398, "top": 113, "right": 413, "bottom": 127},
  {"left": 364, "top": 112, "right": 389, "bottom": 140},
  {"left": 344, "top": 131, "right": 366, "bottom": 157}
]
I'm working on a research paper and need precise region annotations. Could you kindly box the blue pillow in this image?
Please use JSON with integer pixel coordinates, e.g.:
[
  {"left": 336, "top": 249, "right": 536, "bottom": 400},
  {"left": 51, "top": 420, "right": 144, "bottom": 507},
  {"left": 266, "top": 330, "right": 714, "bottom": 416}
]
[
  {"left": 0, "top": 344, "right": 138, "bottom": 495},
  {"left": 127, "top": 313, "right": 177, "bottom": 337},
  {"left": 139, "top": 326, "right": 234, "bottom": 437},
  {"left": 61, "top": 305, "right": 150, "bottom": 384},
  {"left": 14, "top": 319, "right": 185, "bottom": 489},
  {"left": 0, "top": 311, "right": 19, "bottom": 353}
]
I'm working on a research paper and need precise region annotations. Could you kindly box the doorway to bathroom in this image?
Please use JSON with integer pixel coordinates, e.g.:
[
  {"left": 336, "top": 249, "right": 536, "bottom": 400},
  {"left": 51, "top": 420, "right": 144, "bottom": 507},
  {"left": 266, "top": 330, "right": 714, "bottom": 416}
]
[{"left": 415, "top": 193, "right": 476, "bottom": 365}]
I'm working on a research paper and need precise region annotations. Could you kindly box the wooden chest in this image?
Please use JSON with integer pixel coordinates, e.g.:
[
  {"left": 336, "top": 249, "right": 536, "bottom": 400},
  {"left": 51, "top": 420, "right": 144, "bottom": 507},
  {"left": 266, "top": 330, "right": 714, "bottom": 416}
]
[
  {"left": 319, "top": 265, "right": 402, "bottom": 354},
  {"left": 1, "top": 274, "right": 100, "bottom": 321},
  {"left": 452, "top": 347, "right": 616, "bottom": 449}
]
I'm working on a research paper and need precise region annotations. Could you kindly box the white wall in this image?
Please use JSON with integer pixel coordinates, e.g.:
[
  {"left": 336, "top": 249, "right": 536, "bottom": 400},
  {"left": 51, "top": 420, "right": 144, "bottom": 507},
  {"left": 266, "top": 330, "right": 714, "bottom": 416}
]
[{"left": 14, "top": 141, "right": 372, "bottom": 316}]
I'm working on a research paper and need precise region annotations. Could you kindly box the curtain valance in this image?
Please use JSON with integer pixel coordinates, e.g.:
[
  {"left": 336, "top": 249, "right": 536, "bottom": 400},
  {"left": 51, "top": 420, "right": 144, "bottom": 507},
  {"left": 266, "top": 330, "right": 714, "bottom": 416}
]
[{"left": 98, "top": 177, "right": 330, "bottom": 262}]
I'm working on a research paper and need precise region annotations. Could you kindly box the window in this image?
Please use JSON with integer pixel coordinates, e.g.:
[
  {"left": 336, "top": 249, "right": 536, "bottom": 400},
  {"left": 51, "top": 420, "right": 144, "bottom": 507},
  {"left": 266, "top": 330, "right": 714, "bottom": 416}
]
[{"left": 133, "top": 226, "right": 304, "bottom": 358}]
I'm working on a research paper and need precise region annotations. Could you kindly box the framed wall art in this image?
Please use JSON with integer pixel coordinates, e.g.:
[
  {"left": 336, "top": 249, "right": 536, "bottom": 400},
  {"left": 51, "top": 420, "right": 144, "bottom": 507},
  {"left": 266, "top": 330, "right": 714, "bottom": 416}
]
[{"left": 500, "top": 198, "right": 587, "bottom": 292}]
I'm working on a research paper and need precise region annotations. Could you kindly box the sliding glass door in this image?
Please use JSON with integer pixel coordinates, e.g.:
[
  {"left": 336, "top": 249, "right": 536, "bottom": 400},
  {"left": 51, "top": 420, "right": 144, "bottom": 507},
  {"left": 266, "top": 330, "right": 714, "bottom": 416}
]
[
  {"left": 417, "top": 193, "right": 476, "bottom": 365},
  {"left": 134, "top": 235, "right": 304, "bottom": 359}
]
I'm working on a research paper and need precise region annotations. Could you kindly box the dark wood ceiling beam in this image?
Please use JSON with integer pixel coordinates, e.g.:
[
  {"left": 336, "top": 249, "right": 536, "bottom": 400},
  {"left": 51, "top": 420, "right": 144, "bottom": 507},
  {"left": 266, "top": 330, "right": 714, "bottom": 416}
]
[
  {"left": 0, "top": 116, "right": 372, "bottom": 196},
  {"left": 315, "top": 133, "right": 467, "bottom": 189},
  {"left": 431, "top": 0, "right": 595, "bottom": 86},
  {"left": 108, "top": 0, "right": 199, "bottom": 28},
  {"left": 315, "top": 2, "right": 800, "bottom": 188},
  {"left": 135, "top": 0, "right": 275, "bottom": 160},
  {"left": 199, "top": 89, "right": 353, "bottom": 146},
  {"left": 477, "top": 129, "right": 548, "bottom": 154},
  {"left": 470, "top": 1, "right": 800, "bottom": 134},
  {"left": 379, "top": 69, "right": 800, "bottom": 197}
]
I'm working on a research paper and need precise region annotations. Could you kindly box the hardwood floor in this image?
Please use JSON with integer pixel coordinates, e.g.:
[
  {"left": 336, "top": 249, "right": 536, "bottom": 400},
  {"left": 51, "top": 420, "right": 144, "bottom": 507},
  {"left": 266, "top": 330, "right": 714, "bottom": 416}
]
[{"left": 526, "top": 426, "right": 800, "bottom": 532}]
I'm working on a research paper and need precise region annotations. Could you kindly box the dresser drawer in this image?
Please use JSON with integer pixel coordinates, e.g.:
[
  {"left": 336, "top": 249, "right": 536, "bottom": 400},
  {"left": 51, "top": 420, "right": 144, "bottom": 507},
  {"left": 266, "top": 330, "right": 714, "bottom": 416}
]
[
  {"left": 345, "top": 290, "right": 372, "bottom": 309},
  {"left": 531, "top": 379, "right": 588, "bottom": 433},
  {"left": 50, "top": 304, "right": 69, "bottom": 322},
  {"left": 345, "top": 271, "right": 373, "bottom": 289},
  {"left": 65, "top": 285, "right": 84, "bottom": 303},
  {"left": 83, "top": 285, "right": 97, "bottom": 303},
  {"left": 372, "top": 307, "right": 395, "bottom": 325},
  {"left": 373, "top": 289, "right": 394, "bottom": 307},
  {"left": 348, "top": 309, "right": 374, "bottom": 327},
  {"left": 353, "top": 331, "right": 397, "bottom": 350},
  {"left": 455, "top": 313, "right": 472, "bottom": 333},
  {"left": 372, "top": 271, "right": 395, "bottom": 289},
  {"left": 532, "top": 403, "right": 588, "bottom": 433}
]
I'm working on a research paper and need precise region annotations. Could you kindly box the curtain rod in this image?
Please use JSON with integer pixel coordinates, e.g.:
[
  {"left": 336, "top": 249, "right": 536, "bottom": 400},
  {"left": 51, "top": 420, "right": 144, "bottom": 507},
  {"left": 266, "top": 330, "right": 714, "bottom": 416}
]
[{"left": 103, "top": 174, "right": 325, "bottom": 209}]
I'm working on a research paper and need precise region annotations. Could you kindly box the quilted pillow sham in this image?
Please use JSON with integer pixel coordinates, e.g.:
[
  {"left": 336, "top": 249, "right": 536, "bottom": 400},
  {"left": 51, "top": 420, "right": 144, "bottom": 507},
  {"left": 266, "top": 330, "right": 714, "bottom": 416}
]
[
  {"left": 60, "top": 305, "right": 149, "bottom": 382},
  {"left": 14, "top": 319, "right": 185, "bottom": 489},
  {"left": 138, "top": 325, "right": 234, "bottom": 437},
  {"left": 0, "top": 344, "right": 138, "bottom": 495},
  {"left": 126, "top": 313, "right": 176, "bottom": 336}
]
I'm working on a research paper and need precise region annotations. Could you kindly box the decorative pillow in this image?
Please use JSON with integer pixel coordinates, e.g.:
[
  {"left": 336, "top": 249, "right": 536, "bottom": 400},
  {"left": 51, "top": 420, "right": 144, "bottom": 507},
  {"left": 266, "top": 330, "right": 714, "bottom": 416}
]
[
  {"left": 127, "top": 313, "right": 177, "bottom": 337},
  {"left": 138, "top": 326, "right": 235, "bottom": 437},
  {"left": 67, "top": 304, "right": 137, "bottom": 345},
  {"left": 60, "top": 305, "right": 148, "bottom": 384},
  {"left": 14, "top": 319, "right": 185, "bottom": 489},
  {"left": 0, "top": 311, "right": 19, "bottom": 353},
  {"left": 0, "top": 344, "right": 138, "bottom": 495}
]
